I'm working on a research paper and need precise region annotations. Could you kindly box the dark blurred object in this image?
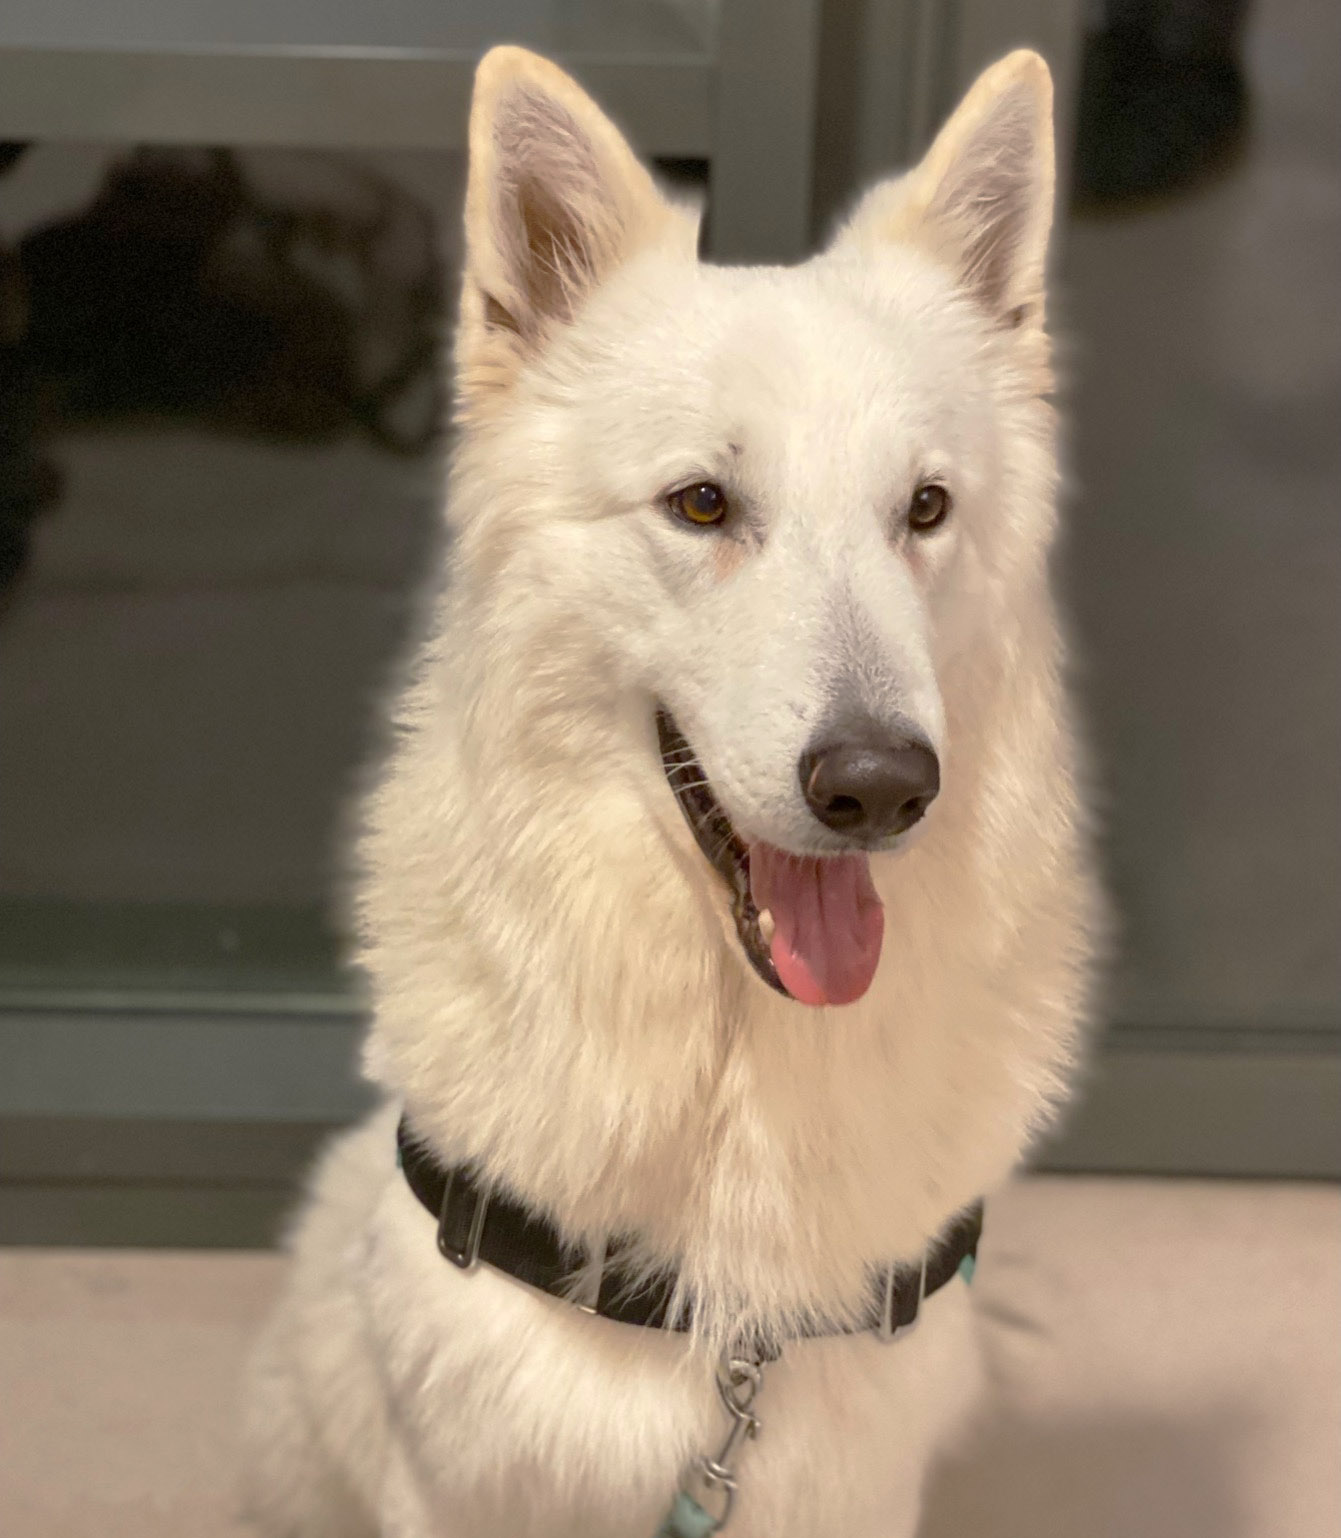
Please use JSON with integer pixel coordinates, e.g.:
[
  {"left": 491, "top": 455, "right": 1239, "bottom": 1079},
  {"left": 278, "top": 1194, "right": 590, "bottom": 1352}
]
[
  {"left": 1073, "top": 0, "right": 1251, "bottom": 210},
  {"left": 0, "top": 143, "right": 443, "bottom": 599},
  {"left": 0, "top": 142, "right": 59, "bottom": 601}
]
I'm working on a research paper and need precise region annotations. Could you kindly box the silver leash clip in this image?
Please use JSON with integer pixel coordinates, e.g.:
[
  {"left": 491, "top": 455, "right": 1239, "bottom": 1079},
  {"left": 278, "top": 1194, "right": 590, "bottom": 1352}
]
[{"left": 657, "top": 1346, "right": 768, "bottom": 1535}]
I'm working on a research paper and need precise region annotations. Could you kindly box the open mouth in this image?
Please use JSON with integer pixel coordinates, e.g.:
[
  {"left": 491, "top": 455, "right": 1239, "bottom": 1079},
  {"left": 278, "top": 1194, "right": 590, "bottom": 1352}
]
[{"left": 656, "top": 709, "right": 885, "bottom": 1008}]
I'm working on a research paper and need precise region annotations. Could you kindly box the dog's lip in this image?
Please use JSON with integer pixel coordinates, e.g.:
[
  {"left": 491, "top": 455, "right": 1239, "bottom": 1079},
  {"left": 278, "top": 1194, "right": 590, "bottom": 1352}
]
[{"left": 655, "top": 707, "right": 790, "bottom": 999}]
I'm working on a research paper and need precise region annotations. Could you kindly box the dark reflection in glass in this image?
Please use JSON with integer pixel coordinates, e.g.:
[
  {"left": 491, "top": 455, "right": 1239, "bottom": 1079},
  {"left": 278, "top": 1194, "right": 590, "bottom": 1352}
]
[{"left": 0, "top": 144, "right": 448, "bottom": 1002}]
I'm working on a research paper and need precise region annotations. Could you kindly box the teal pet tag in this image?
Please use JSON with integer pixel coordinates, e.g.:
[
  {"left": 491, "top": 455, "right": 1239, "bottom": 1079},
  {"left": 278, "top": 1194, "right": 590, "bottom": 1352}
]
[{"left": 655, "top": 1490, "right": 725, "bottom": 1538}]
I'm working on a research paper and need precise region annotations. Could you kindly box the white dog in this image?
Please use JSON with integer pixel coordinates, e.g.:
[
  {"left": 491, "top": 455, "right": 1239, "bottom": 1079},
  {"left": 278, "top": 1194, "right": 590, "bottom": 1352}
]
[{"left": 243, "top": 43, "right": 1099, "bottom": 1538}]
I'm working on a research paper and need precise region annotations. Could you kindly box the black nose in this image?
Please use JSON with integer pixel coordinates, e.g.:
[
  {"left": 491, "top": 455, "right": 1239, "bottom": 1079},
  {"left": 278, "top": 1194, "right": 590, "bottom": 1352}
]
[{"left": 799, "top": 729, "right": 939, "bottom": 841}]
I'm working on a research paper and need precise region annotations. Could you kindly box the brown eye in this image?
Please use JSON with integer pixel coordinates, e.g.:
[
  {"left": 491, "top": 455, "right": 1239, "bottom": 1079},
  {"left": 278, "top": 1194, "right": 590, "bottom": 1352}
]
[
  {"left": 668, "top": 481, "right": 728, "bottom": 527},
  {"left": 908, "top": 482, "right": 951, "bottom": 533}
]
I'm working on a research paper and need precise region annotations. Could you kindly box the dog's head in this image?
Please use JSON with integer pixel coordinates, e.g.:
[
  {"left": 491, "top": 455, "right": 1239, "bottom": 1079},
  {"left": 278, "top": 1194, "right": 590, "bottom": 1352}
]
[{"left": 445, "top": 46, "right": 1058, "bottom": 1009}]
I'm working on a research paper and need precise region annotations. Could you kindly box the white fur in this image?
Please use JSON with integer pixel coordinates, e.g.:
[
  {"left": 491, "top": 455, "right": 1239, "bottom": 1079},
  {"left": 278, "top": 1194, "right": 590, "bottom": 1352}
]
[{"left": 243, "top": 46, "right": 1101, "bottom": 1538}]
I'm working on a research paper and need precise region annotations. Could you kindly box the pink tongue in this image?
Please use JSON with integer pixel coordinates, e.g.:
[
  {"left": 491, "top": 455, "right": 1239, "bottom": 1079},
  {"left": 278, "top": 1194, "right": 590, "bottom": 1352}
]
[{"left": 749, "top": 844, "right": 884, "bottom": 1007}]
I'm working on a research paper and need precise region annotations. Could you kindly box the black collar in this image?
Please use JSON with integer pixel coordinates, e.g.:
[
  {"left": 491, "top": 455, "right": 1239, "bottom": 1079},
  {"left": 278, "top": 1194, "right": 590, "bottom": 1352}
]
[{"left": 397, "top": 1117, "right": 983, "bottom": 1340}]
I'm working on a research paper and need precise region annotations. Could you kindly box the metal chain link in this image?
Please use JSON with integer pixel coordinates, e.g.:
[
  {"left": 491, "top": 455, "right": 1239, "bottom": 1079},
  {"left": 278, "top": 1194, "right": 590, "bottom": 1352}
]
[{"left": 654, "top": 1346, "right": 771, "bottom": 1536}]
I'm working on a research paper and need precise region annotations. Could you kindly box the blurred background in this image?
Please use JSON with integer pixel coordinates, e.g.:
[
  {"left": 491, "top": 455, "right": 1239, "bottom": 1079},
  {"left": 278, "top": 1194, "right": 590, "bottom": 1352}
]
[{"left": 0, "top": 2, "right": 1337, "bottom": 1536}]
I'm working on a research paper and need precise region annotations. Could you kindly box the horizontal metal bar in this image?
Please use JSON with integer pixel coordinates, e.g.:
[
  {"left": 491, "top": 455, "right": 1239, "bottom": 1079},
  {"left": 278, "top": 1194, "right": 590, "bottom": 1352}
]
[
  {"left": 0, "top": 1180, "right": 295, "bottom": 1248},
  {"left": 0, "top": 1115, "right": 342, "bottom": 1184},
  {"left": 1040, "top": 1047, "right": 1341, "bottom": 1178},
  {"left": 0, "top": 48, "right": 713, "bottom": 155},
  {"left": 0, "top": 1009, "right": 370, "bottom": 1121},
  {"left": 1103, "top": 1022, "right": 1341, "bottom": 1056}
]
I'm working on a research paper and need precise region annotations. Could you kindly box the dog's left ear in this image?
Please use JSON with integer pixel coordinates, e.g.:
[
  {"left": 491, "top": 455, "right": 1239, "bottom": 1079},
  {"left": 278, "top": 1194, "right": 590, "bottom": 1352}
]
[
  {"left": 833, "top": 50, "right": 1054, "bottom": 329},
  {"left": 457, "top": 46, "right": 694, "bottom": 413}
]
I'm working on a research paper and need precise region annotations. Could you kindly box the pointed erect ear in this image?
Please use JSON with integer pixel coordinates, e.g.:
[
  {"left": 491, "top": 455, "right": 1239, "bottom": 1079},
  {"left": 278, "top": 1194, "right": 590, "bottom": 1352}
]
[
  {"left": 456, "top": 46, "right": 693, "bottom": 410},
  {"left": 834, "top": 51, "right": 1055, "bottom": 328}
]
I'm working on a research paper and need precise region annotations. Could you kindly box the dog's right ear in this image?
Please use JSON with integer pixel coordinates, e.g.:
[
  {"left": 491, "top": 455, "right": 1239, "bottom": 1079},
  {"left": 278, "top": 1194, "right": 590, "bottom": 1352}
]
[{"left": 457, "top": 47, "right": 693, "bottom": 414}]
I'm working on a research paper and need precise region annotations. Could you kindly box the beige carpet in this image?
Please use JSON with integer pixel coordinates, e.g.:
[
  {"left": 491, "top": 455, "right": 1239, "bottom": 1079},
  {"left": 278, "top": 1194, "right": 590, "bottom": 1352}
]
[{"left": 1, "top": 1177, "right": 1337, "bottom": 1538}]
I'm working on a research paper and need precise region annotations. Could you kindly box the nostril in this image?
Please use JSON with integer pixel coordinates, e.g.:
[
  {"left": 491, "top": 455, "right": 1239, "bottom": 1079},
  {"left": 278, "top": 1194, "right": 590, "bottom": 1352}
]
[{"left": 799, "top": 731, "right": 939, "bottom": 841}]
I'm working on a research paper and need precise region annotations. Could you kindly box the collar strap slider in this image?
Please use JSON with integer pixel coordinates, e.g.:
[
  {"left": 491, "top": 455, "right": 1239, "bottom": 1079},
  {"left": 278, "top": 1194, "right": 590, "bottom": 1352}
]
[
  {"left": 875, "top": 1247, "right": 927, "bottom": 1343},
  {"left": 437, "top": 1167, "right": 489, "bottom": 1270}
]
